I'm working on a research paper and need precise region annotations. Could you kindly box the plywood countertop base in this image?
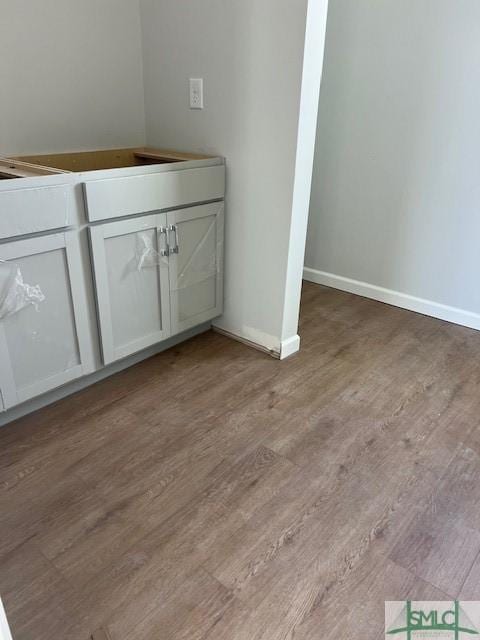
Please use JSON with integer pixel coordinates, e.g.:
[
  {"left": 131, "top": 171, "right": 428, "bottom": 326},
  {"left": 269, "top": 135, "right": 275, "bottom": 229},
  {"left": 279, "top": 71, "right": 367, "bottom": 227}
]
[{"left": 12, "top": 147, "right": 216, "bottom": 174}]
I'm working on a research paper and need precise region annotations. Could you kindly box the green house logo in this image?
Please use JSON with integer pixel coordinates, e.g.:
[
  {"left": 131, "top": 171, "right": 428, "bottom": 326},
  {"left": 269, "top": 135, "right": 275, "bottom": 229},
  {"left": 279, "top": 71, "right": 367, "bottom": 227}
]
[{"left": 385, "top": 601, "right": 480, "bottom": 639}]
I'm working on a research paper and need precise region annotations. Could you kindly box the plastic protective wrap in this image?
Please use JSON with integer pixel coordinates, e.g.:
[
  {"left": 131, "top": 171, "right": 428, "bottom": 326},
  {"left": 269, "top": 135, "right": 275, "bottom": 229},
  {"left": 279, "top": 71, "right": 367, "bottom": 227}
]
[
  {"left": 172, "top": 217, "right": 221, "bottom": 291},
  {"left": 132, "top": 207, "right": 222, "bottom": 291},
  {"left": 0, "top": 259, "right": 45, "bottom": 320},
  {"left": 134, "top": 230, "right": 167, "bottom": 271}
]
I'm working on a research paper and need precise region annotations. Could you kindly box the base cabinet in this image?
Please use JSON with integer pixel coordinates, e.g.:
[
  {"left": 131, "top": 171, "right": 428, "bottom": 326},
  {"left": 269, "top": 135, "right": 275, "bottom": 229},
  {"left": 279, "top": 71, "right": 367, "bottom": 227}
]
[
  {"left": 0, "top": 157, "right": 225, "bottom": 418},
  {"left": 89, "top": 202, "right": 224, "bottom": 366},
  {"left": 0, "top": 233, "right": 92, "bottom": 410}
]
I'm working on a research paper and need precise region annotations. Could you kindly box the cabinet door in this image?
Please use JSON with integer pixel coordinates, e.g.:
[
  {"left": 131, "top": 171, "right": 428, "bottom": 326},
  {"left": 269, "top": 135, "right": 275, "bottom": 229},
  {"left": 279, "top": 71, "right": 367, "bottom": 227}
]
[
  {"left": 89, "top": 213, "right": 171, "bottom": 365},
  {"left": 0, "top": 233, "right": 91, "bottom": 410},
  {"left": 167, "top": 202, "right": 224, "bottom": 335}
]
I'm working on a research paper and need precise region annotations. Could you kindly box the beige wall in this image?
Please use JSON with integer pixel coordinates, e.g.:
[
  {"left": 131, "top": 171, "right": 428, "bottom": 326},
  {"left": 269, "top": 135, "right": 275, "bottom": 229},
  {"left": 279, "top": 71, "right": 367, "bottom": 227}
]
[{"left": 0, "top": 0, "right": 146, "bottom": 156}]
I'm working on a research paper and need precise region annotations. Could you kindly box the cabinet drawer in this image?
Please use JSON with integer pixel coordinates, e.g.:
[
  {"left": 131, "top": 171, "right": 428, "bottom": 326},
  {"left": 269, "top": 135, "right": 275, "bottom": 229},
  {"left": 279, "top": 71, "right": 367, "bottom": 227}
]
[
  {"left": 0, "top": 185, "right": 71, "bottom": 240},
  {"left": 83, "top": 165, "right": 225, "bottom": 222}
]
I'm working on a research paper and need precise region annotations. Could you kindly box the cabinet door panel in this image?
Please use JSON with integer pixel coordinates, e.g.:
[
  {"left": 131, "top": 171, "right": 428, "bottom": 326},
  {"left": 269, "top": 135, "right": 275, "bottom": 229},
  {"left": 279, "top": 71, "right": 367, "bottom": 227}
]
[
  {"left": 89, "top": 214, "right": 171, "bottom": 365},
  {"left": 0, "top": 233, "right": 91, "bottom": 409},
  {"left": 167, "top": 202, "right": 224, "bottom": 335},
  {"left": 105, "top": 229, "right": 163, "bottom": 348},
  {"left": 4, "top": 250, "right": 80, "bottom": 388}
]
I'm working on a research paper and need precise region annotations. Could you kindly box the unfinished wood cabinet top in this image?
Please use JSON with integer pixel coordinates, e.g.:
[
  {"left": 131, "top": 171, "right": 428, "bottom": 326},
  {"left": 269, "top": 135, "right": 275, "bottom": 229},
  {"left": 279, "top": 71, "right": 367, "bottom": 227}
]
[
  {"left": 0, "top": 157, "right": 68, "bottom": 179},
  {"left": 12, "top": 146, "right": 217, "bottom": 174}
]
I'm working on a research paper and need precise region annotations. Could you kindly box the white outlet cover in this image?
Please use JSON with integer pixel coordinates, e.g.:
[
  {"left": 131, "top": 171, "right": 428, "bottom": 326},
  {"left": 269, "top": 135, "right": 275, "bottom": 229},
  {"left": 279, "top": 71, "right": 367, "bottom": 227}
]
[{"left": 189, "top": 78, "right": 204, "bottom": 109}]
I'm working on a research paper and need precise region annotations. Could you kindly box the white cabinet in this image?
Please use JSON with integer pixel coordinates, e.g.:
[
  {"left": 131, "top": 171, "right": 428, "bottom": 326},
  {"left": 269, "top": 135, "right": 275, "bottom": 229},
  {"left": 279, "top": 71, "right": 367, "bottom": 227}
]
[
  {"left": 89, "top": 202, "right": 224, "bottom": 365},
  {"left": 0, "top": 155, "right": 225, "bottom": 421},
  {"left": 89, "top": 214, "right": 171, "bottom": 365},
  {"left": 0, "top": 233, "right": 92, "bottom": 410},
  {"left": 168, "top": 202, "right": 224, "bottom": 335}
]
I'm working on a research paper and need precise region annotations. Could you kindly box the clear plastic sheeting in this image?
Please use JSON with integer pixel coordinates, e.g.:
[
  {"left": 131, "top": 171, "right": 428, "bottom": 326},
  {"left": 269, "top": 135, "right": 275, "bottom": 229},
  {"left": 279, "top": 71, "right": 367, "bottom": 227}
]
[
  {"left": 173, "top": 217, "right": 220, "bottom": 291},
  {"left": 130, "top": 211, "right": 222, "bottom": 291},
  {"left": 0, "top": 259, "right": 45, "bottom": 320},
  {"left": 134, "top": 230, "right": 168, "bottom": 271}
]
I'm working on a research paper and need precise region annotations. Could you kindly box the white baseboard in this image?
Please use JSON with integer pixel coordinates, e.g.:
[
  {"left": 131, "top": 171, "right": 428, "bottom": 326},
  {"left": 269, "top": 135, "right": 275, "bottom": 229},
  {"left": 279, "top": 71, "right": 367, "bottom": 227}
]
[
  {"left": 303, "top": 267, "right": 480, "bottom": 332},
  {"left": 213, "top": 326, "right": 281, "bottom": 358},
  {"left": 213, "top": 318, "right": 301, "bottom": 361},
  {"left": 280, "top": 334, "right": 300, "bottom": 359},
  {"left": 213, "top": 327, "right": 300, "bottom": 360}
]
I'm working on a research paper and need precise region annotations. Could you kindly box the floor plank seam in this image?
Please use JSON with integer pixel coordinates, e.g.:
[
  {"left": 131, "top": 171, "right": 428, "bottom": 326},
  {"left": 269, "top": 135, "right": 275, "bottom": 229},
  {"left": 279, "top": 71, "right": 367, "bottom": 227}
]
[
  {"left": 457, "top": 546, "right": 480, "bottom": 598},
  {"left": 390, "top": 558, "right": 456, "bottom": 600}
]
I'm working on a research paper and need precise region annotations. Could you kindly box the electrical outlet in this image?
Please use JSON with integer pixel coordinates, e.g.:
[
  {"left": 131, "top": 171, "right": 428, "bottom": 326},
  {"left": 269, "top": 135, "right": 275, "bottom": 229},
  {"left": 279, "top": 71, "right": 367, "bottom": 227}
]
[{"left": 189, "top": 78, "right": 204, "bottom": 109}]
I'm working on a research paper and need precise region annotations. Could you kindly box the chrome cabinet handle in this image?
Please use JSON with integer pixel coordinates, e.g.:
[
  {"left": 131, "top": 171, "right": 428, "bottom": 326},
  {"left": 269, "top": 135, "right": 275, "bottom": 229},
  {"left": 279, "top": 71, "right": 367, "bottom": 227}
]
[
  {"left": 169, "top": 224, "right": 179, "bottom": 254},
  {"left": 159, "top": 226, "right": 170, "bottom": 257}
]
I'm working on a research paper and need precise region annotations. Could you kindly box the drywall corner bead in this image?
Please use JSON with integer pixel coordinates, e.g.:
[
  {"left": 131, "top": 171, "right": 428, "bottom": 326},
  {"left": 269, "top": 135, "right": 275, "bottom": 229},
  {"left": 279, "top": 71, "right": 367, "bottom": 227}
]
[{"left": 0, "top": 260, "right": 45, "bottom": 320}]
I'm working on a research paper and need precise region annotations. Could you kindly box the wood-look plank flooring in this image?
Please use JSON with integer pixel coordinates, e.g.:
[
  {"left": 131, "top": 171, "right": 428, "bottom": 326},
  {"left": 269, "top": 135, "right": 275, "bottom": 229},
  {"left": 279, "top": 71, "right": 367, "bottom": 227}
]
[{"left": 2, "top": 281, "right": 480, "bottom": 639}]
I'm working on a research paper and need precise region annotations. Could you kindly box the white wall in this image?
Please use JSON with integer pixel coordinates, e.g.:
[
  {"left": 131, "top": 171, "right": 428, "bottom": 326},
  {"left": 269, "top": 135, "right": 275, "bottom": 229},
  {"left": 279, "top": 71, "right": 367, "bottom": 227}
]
[
  {"left": 305, "top": 0, "right": 480, "bottom": 325},
  {"left": 140, "top": 0, "right": 327, "bottom": 356},
  {"left": 0, "top": 0, "right": 146, "bottom": 156}
]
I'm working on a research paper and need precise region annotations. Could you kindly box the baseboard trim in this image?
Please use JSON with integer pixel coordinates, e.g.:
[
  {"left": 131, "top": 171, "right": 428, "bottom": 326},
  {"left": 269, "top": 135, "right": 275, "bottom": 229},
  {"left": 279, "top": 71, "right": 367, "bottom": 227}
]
[
  {"left": 213, "top": 327, "right": 301, "bottom": 361},
  {"left": 213, "top": 327, "right": 280, "bottom": 359},
  {"left": 280, "top": 334, "right": 300, "bottom": 359},
  {"left": 303, "top": 267, "right": 480, "bottom": 332}
]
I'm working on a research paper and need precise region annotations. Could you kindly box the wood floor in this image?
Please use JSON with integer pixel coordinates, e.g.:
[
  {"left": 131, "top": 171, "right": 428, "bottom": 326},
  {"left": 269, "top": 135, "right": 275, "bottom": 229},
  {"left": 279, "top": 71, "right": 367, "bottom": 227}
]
[{"left": 2, "top": 281, "right": 480, "bottom": 639}]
